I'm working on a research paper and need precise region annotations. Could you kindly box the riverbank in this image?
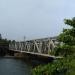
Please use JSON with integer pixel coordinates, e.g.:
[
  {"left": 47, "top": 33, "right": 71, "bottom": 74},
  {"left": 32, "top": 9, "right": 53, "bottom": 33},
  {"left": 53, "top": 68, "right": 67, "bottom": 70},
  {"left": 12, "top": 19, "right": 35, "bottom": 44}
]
[{"left": 3, "top": 55, "right": 15, "bottom": 58}]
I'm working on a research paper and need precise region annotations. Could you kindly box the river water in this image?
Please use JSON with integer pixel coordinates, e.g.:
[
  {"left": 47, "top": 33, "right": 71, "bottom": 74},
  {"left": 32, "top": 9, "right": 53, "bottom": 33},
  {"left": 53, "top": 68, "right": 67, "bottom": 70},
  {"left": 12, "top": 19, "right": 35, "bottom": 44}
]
[{"left": 0, "top": 58, "right": 32, "bottom": 75}]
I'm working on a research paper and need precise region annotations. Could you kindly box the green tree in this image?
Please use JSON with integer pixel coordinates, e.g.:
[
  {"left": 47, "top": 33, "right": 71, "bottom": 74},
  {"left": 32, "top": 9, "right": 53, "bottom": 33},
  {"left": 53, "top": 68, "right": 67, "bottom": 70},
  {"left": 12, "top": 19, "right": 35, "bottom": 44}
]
[
  {"left": 55, "top": 17, "right": 75, "bottom": 57},
  {"left": 32, "top": 17, "right": 75, "bottom": 75}
]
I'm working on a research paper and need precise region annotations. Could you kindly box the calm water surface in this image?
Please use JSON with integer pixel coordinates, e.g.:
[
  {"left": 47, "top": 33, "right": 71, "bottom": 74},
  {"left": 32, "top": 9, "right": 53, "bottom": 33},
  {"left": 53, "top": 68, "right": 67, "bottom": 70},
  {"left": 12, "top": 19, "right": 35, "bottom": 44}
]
[{"left": 0, "top": 58, "right": 32, "bottom": 75}]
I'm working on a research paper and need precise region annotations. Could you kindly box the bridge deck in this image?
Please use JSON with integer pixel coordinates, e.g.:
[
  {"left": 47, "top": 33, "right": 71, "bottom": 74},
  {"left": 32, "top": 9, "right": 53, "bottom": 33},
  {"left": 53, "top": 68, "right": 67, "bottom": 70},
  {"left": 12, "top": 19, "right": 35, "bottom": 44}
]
[{"left": 10, "top": 49, "right": 62, "bottom": 59}]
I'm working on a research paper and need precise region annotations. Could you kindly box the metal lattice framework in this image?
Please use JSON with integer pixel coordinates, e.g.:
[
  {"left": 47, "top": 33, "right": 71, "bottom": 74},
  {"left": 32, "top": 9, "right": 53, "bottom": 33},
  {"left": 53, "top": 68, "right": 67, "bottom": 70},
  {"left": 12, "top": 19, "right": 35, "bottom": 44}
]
[{"left": 9, "top": 37, "right": 59, "bottom": 54}]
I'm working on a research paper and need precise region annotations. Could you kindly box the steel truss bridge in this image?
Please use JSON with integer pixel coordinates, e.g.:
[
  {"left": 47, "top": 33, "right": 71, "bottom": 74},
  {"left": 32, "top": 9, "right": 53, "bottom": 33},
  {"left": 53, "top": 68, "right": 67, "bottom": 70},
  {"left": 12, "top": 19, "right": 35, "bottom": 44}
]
[{"left": 9, "top": 37, "right": 60, "bottom": 58}]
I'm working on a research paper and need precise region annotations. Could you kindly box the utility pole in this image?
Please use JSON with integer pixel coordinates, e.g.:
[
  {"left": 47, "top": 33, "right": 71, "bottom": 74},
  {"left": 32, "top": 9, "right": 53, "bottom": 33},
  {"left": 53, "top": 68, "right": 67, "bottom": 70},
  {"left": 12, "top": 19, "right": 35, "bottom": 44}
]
[{"left": 24, "top": 36, "right": 26, "bottom": 42}]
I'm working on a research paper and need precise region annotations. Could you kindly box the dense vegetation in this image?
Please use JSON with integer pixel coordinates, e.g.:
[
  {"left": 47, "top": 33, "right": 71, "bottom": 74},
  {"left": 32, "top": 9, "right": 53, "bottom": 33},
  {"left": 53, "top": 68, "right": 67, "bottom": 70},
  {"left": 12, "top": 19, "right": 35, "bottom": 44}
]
[
  {"left": 0, "top": 36, "right": 9, "bottom": 56},
  {"left": 32, "top": 17, "right": 75, "bottom": 75}
]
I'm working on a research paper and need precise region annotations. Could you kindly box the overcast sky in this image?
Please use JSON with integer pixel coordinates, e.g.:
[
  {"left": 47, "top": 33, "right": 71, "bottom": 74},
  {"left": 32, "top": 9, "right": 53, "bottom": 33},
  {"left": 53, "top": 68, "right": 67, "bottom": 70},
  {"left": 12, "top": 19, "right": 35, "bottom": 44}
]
[{"left": 0, "top": 0, "right": 75, "bottom": 40}]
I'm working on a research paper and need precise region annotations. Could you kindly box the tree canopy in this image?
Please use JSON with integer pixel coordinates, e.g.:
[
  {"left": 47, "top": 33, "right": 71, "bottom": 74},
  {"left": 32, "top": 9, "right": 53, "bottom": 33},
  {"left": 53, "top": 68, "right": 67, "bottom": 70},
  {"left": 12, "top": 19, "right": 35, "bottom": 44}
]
[
  {"left": 56, "top": 17, "right": 75, "bottom": 56},
  {"left": 32, "top": 17, "right": 75, "bottom": 75}
]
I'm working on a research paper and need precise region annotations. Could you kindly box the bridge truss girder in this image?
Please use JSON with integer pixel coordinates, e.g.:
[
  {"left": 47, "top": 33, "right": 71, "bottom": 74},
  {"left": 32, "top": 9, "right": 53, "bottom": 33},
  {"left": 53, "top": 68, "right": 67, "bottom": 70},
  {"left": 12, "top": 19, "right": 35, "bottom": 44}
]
[{"left": 9, "top": 38, "right": 58, "bottom": 54}]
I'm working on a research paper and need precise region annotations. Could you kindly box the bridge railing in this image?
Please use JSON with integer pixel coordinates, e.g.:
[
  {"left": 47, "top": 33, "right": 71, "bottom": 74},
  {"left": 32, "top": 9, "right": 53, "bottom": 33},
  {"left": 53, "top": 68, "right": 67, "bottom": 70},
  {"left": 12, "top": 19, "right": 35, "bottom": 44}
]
[{"left": 9, "top": 38, "right": 59, "bottom": 54}]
